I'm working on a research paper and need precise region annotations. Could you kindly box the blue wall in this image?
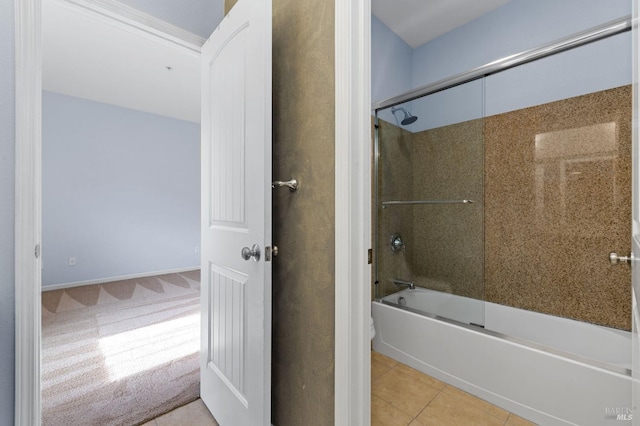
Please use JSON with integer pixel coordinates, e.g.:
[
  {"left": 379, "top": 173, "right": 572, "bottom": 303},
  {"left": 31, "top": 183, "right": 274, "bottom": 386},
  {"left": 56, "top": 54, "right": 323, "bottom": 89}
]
[
  {"left": 117, "top": 0, "right": 224, "bottom": 39},
  {"left": 371, "top": 15, "right": 412, "bottom": 104},
  {"left": 42, "top": 92, "right": 200, "bottom": 287},
  {"left": 2, "top": 1, "right": 215, "bottom": 423},
  {"left": 0, "top": 0, "right": 14, "bottom": 422},
  {"left": 373, "top": 0, "right": 633, "bottom": 131},
  {"left": 412, "top": 0, "right": 631, "bottom": 88}
]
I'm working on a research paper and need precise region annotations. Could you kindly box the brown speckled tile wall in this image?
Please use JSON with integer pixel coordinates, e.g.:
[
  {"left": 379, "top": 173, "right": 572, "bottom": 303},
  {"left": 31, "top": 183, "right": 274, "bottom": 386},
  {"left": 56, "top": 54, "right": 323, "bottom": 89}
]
[
  {"left": 376, "top": 86, "right": 631, "bottom": 330},
  {"left": 376, "top": 118, "right": 484, "bottom": 300},
  {"left": 376, "top": 119, "right": 415, "bottom": 297},
  {"left": 411, "top": 119, "right": 484, "bottom": 299},
  {"left": 485, "top": 86, "right": 631, "bottom": 330}
]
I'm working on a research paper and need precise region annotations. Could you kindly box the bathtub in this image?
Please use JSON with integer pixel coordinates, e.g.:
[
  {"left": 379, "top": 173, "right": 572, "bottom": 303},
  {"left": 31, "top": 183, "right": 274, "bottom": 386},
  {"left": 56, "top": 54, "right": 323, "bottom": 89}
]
[{"left": 372, "top": 288, "right": 632, "bottom": 426}]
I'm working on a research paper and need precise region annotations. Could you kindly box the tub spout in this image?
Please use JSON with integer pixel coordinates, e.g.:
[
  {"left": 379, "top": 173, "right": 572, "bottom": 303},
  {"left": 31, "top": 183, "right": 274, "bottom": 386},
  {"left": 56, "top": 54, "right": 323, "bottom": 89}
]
[{"left": 392, "top": 279, "right": 415, "bottom": 290}]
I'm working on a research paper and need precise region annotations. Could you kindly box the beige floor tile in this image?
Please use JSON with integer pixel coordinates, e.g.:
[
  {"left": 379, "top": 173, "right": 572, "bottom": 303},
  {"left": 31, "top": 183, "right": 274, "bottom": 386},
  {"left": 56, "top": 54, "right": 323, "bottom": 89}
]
[
  {"left": 372, "top": 357, "right": 394, "bottom": 382},
  {"left": 506, "top": 413, "right": 538, "bottom": 425},
  {"left": 372, "top": 368, "right": 441, "bottom": 418},
  {"left": 370, "top": 351, "right": 531, "bottom": 426},
  {"left": 415, "top": 391, "right": 505, "bottom": 426},
  {"left": 140, "top": 421, "right": 156, "bottom": 426},
  {"left": 441, "top": 385, "right": 509, "bottom": 421},
  {"left": 371, "top": 395, "right": 413, "bottom": 426},
  {"left": 393, "top": 363, "right": 446, "bottom": 391},
  {"left": 155, "top": 399, "right": 219, "bottom": 426},
  {"left": 372, "top": 351, "right": 399, "bottom": 368}
]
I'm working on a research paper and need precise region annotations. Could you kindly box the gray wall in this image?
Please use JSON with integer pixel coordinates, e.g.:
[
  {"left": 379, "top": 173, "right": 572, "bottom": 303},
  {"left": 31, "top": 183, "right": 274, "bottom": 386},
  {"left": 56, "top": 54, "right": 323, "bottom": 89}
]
[
  {"left": 0, "top": 0, "right": 14, "bottom": 422},
  {"left": 42, "top": 91, "right": 200, "bottom": 287}
]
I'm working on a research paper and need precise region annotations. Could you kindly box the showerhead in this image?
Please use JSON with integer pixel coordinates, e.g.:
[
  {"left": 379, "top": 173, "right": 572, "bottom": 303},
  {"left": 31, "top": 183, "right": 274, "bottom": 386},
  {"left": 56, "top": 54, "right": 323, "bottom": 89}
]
[
  {"left": 401, "top": 113, "right": 418, "bottom": 125},
  {"left": 391, "top": 107, "right": 418, "bottom": 125}
]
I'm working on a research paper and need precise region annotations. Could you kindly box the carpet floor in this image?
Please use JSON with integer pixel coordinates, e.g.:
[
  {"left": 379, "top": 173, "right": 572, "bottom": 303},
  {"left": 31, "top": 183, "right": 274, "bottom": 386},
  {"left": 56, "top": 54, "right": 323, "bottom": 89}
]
[{"left": 41, "top": 270, "right": 201, "bottom": 426}]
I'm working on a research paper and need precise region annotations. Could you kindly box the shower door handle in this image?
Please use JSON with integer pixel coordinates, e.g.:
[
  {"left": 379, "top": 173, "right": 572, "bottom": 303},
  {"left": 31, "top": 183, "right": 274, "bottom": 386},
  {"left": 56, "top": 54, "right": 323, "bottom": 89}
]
[{"left": 609, "top": 252, "right": 632, "bottom": 266}]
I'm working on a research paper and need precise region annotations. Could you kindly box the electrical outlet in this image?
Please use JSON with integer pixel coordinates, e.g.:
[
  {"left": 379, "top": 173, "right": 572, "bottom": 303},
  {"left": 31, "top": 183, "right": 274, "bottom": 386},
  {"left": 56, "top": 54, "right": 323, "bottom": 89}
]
[
  {"left": 68, "top": 256, "right": 76, "bottom": 266},
  {"left": 195, "top": 246, "right": 200, "bottom": 254}
]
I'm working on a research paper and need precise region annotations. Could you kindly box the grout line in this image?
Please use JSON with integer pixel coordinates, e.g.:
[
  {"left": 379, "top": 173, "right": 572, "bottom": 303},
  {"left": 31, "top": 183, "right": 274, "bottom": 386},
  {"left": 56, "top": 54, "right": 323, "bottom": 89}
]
[
  {"left": 371, "top": 352, "right": 532, "bottom": 426},
  {"left": 504, "top": 413, "right": 514, "bottom": 425},
  {"left": 371, "top": 364, "right": 395, "bottom": 385},
  {"left": 410, "top": 384, "right": 445, "bottom": 425},
  {"left": 374, "top": 356, "right": 528, "bottom": 426}
]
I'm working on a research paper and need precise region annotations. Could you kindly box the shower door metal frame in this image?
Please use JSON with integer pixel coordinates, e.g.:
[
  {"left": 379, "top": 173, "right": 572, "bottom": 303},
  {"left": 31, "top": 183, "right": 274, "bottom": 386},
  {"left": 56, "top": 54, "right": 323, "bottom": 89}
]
[
  {"left": 373, "top": 113, "right": 380, "bottom": 299},
  {"left": 632, "top": 1, "right": 640, "bottom": 423},
  {"left": 372, "top": 16, "right": 632, "bottom": 113},
  {"left": 372, "top": 14, "right": 633, "bottom": 303}
]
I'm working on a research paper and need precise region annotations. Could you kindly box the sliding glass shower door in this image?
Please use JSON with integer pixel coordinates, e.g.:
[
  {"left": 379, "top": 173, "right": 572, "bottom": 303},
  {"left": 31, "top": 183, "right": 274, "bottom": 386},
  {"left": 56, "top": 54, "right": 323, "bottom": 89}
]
[{"left": 374, "top": 79, "right": 485, "bottom": 327}]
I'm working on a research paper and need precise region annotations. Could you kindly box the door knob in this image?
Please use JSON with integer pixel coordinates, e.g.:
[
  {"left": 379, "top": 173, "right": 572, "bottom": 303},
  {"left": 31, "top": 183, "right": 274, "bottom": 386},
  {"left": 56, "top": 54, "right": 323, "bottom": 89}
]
[
  {"left": 241, "top": 244, "right": 261, "bottom": 261},
  {"left": 609, "top": 252, "right": 631, "bottom": 266}
]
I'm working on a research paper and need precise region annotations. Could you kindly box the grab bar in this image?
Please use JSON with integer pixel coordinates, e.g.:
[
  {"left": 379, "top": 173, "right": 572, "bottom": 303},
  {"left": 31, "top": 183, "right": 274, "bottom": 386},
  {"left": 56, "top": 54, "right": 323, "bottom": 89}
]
[{"left": 382, "top": 200, "right": 475, "bottom": 208}]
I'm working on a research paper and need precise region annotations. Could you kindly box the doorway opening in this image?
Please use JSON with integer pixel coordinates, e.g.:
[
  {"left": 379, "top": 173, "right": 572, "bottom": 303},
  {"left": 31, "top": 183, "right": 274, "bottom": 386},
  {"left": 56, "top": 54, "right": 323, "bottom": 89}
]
[{"left": 39, "top": 1, "right": 203, "bottom": 423}]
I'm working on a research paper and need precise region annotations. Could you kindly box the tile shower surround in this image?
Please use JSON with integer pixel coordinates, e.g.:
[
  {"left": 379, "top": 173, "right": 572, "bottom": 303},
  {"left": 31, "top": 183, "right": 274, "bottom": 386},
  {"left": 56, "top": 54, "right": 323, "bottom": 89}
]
[{"left": 376, "top": 85, "right": 631, "bottom": 330}]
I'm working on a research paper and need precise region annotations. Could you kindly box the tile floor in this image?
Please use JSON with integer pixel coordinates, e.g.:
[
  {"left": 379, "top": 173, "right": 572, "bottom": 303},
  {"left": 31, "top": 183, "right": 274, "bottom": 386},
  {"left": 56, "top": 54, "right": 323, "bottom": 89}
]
[
  {"left": 146, "top": 352, "right": 537, "bottom": 426},
  {"left": 371, "top": 351, "right": 537, "bottom": 426}
]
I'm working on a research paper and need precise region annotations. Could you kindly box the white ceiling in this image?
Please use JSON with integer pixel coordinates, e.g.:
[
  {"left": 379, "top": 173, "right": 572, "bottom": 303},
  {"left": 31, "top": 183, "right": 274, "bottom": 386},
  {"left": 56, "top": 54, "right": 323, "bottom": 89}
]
[
  {"left": 372, "top": 0, "right": 511, "bottom": 48},
  {"left": 43, "top": 0, "right": 511, "bottom": 122},
  {"left": 42, "top": 0, "right": 202, "bottom": 123}
]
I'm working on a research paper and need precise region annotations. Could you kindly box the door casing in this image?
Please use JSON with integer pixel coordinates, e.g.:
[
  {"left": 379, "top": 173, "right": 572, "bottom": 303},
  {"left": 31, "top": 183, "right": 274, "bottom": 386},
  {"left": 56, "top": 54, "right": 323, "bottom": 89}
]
[{"left": 14, "top": 0, "right": 371, "bottom": 424}]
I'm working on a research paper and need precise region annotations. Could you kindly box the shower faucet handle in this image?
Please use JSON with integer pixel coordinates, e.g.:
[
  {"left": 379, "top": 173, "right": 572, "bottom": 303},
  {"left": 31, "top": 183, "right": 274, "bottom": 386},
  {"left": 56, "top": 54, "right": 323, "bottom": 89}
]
[
  {"left": 609, "top": 252, "right": 632, "bottom": 266},
  {"left": 390, "top": 233, "right": 405, "bottom": 253}
]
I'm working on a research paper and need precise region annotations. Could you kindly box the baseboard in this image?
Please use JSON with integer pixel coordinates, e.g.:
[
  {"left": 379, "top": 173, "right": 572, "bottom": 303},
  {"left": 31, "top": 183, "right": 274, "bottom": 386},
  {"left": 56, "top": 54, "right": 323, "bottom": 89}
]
[{"left": 41, "top": 266, "right": 200, "bottom": 292}]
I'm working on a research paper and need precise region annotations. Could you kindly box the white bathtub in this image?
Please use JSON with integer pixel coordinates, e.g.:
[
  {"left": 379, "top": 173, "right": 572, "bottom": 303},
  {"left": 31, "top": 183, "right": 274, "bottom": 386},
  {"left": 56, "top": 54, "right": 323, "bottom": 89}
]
[{"left": 372, "top": 288, "right": 632, "bottom": 426}]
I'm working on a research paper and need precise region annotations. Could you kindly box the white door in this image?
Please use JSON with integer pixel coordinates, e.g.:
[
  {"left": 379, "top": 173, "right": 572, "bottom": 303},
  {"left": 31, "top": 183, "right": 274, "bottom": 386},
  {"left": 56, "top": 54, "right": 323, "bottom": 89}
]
[{"left": 200, "top": 0, "right": 272, "bottom": 424}]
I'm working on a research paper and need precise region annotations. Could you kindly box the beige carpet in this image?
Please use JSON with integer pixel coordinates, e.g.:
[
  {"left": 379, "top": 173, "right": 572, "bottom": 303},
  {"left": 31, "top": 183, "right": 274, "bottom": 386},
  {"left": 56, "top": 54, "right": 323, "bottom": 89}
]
[{"left": 41, "top": 270, "right": 201, "bottom": 426}]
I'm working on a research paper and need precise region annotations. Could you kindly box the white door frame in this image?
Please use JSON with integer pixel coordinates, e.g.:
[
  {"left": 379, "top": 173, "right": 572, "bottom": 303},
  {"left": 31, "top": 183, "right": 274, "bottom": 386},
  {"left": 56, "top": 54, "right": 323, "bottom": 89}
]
[
  {"left": 334, "top": 0, "right": 371, "bottom": 425},
  {"left": 14, "top": 1, "right": 204, "bottom": 424},
  {"left": 16, "top": 0, "right": 371, "bottom": 424},
  {"left": 15, "top": 0, "right": 42, "bottom": 423}
]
